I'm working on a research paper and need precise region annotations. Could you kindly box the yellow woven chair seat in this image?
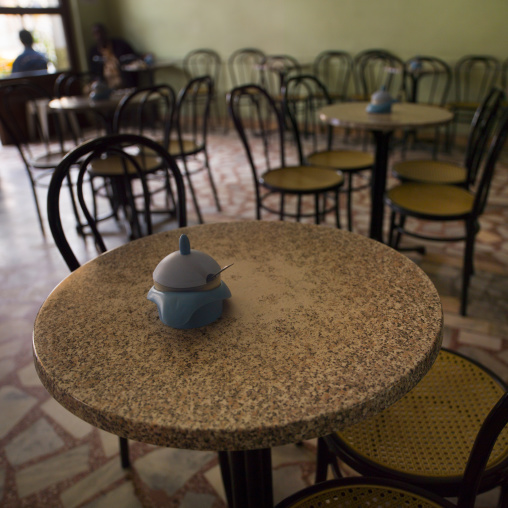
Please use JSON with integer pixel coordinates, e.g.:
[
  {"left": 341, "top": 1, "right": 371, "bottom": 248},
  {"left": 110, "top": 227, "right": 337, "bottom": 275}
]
[
  {"left": 277, "top": 481, "right": 446, "bottom": 508},
  {"left": 89, "top": 151, "right": 162, "bottom": 176},
  {"left": 448, "top": 101, "right": 481, "bottom": 111},
  {"left": 386, "top": 182, "right": 474, "bottom": 218},
  {"left": 168, "top": 138, "right": 200, "bottom": 156},
  {"left": 307, "top": 150, "right": 374, "bottom": 171},
  {"left": 261, "top": 165, "right": 344, "bottom": 193},
  {"left": 333, "top": 350, "right": 508, "bottom": 480},
  {"left": 392, "top": 160, "right": 467, "bottom": 185}
]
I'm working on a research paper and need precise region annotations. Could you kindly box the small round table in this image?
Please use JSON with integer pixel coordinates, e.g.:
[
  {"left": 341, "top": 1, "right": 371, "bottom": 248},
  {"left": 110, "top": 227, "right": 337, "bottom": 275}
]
[
  {"left": 319, "top": 102, "right": 454, "bottom": 242},
  {"left": 33, "top": 221, "right": 443, "bottom": 507}
]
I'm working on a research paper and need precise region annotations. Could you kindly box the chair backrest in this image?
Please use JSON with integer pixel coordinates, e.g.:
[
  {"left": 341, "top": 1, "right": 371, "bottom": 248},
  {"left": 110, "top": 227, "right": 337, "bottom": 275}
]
[
  {"left": 453, "top": 55, "right": 501, "bottom": 104},
  {"left": 471, "top": 105, "right": 508, "bottom": 222},
  {"left": 171, "top": 75, "right": 214, "bottom": 154},
  {"left": 282, "top": 74, "right": 334, "bottom": 160},
  {"left": 353, "top": 49, "right": 405, "bottom": 100},
  {"left": 259, "top": 54, "right": 302, "bottom": 98},
  {"left": 47, "top": 133, "right": 187, "bottom": 271},
  {"left": 502, "top": 57, "right": 508, "bottom": 91},
  {"left": 457, "top": 392, "right": 508, "bottom": 507},
  {"left": 404, "top": 55, "right": 452, "bottom": 105},
  {"left": 313, "top": 50, "right": 353, "bottom": 102},
  {"left": 183, "top": 48, "right": 221, "bottom": 87},
  {"left": 112, "top": 84, "right": 176, "bottom": 149},
  {"left": 53, "top": 71, "right": 96, "bottom": 98},
  {"left": 228, "top": 47, "right": 266, "bottom": 88},
  {"left": 463, "top": 87, "right": 505, "bottom": 186},
  {"left": 228, "top": 84, "right": 294, "bottom": 190}
]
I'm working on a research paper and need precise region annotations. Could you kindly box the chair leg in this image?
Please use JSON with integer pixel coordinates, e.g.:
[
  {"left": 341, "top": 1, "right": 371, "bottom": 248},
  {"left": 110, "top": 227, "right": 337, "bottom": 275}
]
[
  {"left": 204, "top": 149, "right": 221, "bottom": 212},
  {"left": 335, "top": 190, "right": 341, "bottom": 229},
  {"left": 461, "top": 221, "right": 476, "bottom": 317},
  {"left": 314, "top": 193, "right": 320, "bottom": 224},
  {"left": 315, "top": 436, "right": 335, "bottom": 483},
  {"left": 497, "top": 481, "right": 508, "bottom": 508},
  {"left": 119, "top": 437, "right": 130, "bottom": 468},
  {"left": 346, "top": 173, "right": 353, "bottom": 232},
  {"left": 180, "top": 157, "right": 204, "bottom": 224}
]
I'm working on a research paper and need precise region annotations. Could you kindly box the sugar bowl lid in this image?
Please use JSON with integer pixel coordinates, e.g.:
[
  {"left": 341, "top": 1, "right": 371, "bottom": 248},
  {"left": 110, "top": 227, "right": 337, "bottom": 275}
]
[
  {"left": 153, "top": 234, "right": 222, "bottom": 292},
  {"left": 370, "top": 86, "right": 394, "bottom": 105}
]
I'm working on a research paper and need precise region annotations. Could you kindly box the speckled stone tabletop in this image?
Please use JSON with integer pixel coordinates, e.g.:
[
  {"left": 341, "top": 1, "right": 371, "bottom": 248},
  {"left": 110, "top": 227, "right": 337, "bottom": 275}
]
[
  {"left": 319, "top": 102, "right": 454, "bottom": 131},
  {"left": 33, "top": 221, "right": 443, "bottom": 451}
]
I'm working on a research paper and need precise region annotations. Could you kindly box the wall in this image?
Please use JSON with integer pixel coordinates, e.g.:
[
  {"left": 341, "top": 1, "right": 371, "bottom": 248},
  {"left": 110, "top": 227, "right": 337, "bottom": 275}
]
[{"left": 103, "top": 0, "right": 507, "bottom": 65}]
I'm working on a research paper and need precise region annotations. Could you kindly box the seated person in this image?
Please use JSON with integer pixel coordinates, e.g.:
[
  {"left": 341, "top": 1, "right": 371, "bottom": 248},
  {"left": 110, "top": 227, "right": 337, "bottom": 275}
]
[
  {"left": 89, "top": 23, "right": 139, "bottom": 89},
  {"left": 11, "top": 30, "right": 48, "bottom": 74}
]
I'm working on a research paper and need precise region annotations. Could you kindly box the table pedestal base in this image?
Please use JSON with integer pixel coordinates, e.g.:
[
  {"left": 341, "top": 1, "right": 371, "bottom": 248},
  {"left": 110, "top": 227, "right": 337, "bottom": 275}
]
[{"left": 219, "top": 448, "right": 273, "bottom": 508}]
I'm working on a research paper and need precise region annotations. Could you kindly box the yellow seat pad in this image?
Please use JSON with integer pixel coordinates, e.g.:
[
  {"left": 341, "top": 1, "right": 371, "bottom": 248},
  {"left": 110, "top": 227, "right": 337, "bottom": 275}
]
[
  {"left": 168, "top": 139, "right": 200, "bottom": 155},
  {"left": 90, "top": 151, "right": 162, "bottom": 176},
  {"left": 387, "top": 183, "right": 474, "bottom": 217},
  {"left": 393, "top": 159, "right": 467, "bottom": 184},
  {"left": 261, "top": 165, "right": 343, "bottom": 192},
  {"left": 307, "top": 150, "right": 374, "bottom": 171},
  {"left": 335, "top": 350, "right": 508, "bottom": 478}
]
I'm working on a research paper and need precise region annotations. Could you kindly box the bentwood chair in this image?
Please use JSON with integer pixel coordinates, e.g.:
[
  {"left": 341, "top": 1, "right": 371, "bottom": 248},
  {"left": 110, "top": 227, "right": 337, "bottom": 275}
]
[
  {"left": 314, "top": 349, "right": 508, "bottom": 507},
  {"left": 447, "top": 55, "right": 501, "bottom": 150},
  {"left": 401, "top": 55, "right": 452, "bottom": 156},
  {"left": 312, "top": 50, "right": 353, "bottom": 103},
  {"left": 228, "top": 47, "right": 266, "bottom": 88},
  {"left": 386, "top": 106, "right": 508, "bottom": 316},
  {"left": 393, "top": 87, "right": 504, "bottom": 187},
  {"left": 260, "top": 54, "right": 302, "bottom": 102},
  {"left": 352, "top": 49, "right": 405, "bottom": 101},
  {"left": 47, "top": 133, "right": 186, "bottom": 469},
  {"left": 183, "top": 48, "right": 222, "bottom": 130},
  {"left": 0, "top": 80, "right": 75, "bottom": 235},
  {"left": 280, "top": 391, "right": 508, "bottom": 508},
  {"left": 283, "top": 75, "right": 373, "bottom": 231},
  {"left": 228, "top": 84, "right": 344, "bottom": 225},
  {"left": 168, "top": 75, "right": 221, "bottom": 224}
]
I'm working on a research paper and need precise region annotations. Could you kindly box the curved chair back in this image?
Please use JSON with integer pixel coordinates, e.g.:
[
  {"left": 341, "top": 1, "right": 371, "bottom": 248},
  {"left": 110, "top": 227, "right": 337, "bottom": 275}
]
[
  {"left": 463, "top": 87, "right": 504, "bottom": 187},
  {"left": 53, "top": 71, "right": 96, "bottom": 98},
  {"left": 228, "top": 84, "right": 290, "bottom": 185},
  {"left": 282, "top": 74, "right": 333, "bottom": 159},
  {"left": 453, "top": 55, "right": 501, "bottom": 105},
  {"left": 47, "top": 133, "right": 187, "bottom": 271},
  {"left": 112, "top": 84, "right": 176, "bottom": 149},
  {"left": 313, "top": 50, "right": 353, "bottom": 102},
  {"left": 404, "top": 55, "right": 452, "bottom": 105},
  {"left": 353, "top": 49, "right": 405, "bottom": 100},
  {"left": 471, "top": 106, "right": 508, "bottom": 222},
  {"left": 228, "top": 47, "right": 266, "bottom": 88},
  {"left": 183, "top": 48, "right": 221, "bottom": 86},
  {"left": 259, "top": 54, "right": 301, "bottom": 99}
]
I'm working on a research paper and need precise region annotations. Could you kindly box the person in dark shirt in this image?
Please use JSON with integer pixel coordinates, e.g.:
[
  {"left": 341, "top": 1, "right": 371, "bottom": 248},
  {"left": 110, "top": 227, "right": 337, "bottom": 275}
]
[
  {"left": 11, "top": 30, "right": 48, "bottom": 74},
  {"left": 89, "top": 23, "right": 139, "bottom": 89}
]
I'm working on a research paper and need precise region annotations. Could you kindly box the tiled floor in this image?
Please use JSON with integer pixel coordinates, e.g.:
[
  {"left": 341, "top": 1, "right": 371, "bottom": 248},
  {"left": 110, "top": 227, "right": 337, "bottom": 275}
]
[{"left": 0, "top": 127, "right": 507, "bottom": 507}]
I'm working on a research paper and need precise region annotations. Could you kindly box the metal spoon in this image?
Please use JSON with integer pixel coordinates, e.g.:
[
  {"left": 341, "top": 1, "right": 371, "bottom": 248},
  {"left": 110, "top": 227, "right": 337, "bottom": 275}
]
[{"left": 206, "top": 263, "right": 234, "bottom": 283}]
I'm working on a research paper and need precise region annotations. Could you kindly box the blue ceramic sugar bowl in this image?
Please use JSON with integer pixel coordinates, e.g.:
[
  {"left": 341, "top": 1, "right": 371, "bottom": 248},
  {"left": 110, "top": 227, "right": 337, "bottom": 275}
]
[
  {"left": 366, "top": 86, "right": 397, "bottom": 114},
  {"left": 147, "top": 234, "right": 232, "bottom": 329}
]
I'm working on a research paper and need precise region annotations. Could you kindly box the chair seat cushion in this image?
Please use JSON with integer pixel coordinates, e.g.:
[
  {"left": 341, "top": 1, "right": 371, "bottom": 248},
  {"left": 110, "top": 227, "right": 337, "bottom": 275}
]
[
  {"left": 261, "top": 165, "right": 344, "bottom": 192},
  {"left": 31, "top": 150, "right": 68, "bottom": 169},
  {"left": 168, "top": 138, "right": 201, "bottom": 156},
  {"left": 386, "top": 182, "right": 474, "bottom": 218},
  {"left": 90, "top": 151, "right": 162, "bottom": 176},
  {"left": 332, "top": 350, "right": 508, "bottom": 480},
  {"left": 307, "top": 150, "right": 374, "bottom": 171},
  {"left": 392, "top": 159, "right": 467, "bottom": 184}
]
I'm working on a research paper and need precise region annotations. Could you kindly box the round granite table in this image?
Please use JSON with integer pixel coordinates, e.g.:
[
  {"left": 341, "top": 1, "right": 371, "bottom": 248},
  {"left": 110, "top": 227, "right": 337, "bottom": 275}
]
[
  {"left": 33, "top": 221, "right": 443, "bottom": 508},
  {"left": 319, "top": 102, "right": 453, "bottom": 242}
]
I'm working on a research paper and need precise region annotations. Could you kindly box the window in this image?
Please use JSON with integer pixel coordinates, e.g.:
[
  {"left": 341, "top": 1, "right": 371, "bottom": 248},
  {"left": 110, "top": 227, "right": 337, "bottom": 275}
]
[{"left": 0, "top": 0, "right": 74, "bottom": 78}]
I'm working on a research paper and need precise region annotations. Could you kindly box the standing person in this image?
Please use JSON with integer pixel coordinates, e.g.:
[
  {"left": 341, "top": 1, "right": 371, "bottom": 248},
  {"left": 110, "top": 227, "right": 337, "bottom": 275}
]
[
  {"left": 89, "top": 23, "right": 138, "bottom": 89},
  {"left": 11, "top": 30, "right": 48, "bottom": 74}
]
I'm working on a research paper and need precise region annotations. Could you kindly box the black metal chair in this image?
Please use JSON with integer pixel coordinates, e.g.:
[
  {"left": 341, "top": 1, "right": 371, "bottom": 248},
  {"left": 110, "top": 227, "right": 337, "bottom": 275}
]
[
  {"left": 401, "top": 55, "right": 453, "bottom": 156},
  {"left": 283, "top": 75, "right": 373, "bottom": 231},
  {"left": 228, "top": 84, "right": 344, "bottom": 226},
  {"left": 228, "top": 47, "right": 266, "bottom": 88},
  {"left": 352, "top": 49, "right": 405, "bottom": 101},
  {"left": 259, "top": 54, "right": 302, "bottom": 102},
  {"left": 387, "top": 105, "right": 508, "bottom": 316},
  {"left": 168, "top": 75, "right": 221, "bottom": 224},
  {"left": 47, "top": 133, "right": 186, "bottom": 469},
  {"left": 312, "top": 50, "right": 353, "bottom": 103},
  {"left": 447, "top": 55, "right": 501, "bottom": 150},
  {"left": 393, "top": 87, "right": 504, "bottom": 187},
  {"left": 0, "top": 80, "right": 75, "bottom": 235},
  {"left": 183, "top": 48, "right": 223, "bottom": 130},
  {"left": 279, "top": 391, "right": 508, "bottom": 507}
]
